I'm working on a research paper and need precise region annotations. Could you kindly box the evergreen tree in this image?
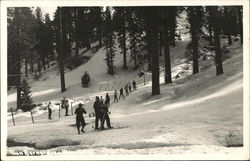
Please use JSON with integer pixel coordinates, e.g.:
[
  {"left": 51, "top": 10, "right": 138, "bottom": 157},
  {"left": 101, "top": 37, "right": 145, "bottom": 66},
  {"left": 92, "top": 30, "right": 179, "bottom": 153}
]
[
  {"left": 103, "top": 7, "right": 116, "bottom": 74},
  {"left": 212, "top": 6, "right": 223, "bottom": 75},
  {"left": 187, "top": 6, "right": 204, "bottom": 74},
  {"left": 236, "top": 6, "right": 243, "bottom": 45},
  {"left": 158, "top": 7, "right": 173, "bottom": 83},
  {"left": 56, "top": 7, "right": 66, "bottom": 92},
  {"left": 113, "top": 7, "right": 129, "bottom": 69},
  {"left": 19, "top": 79, "right": 33, "bottom": 112},
  {"left": 223, "top": 7, "right": 232, "bottom": 45},
  {"left": 204, "top": 7, "right": 214, "bottom": 44},
  {"left": 128, "top": 7, "right": 144, "bottom": 70},
  {"left": 7, "top": 7, "right": 37, "bottom": 107},
  {"left": 89, "top": 7, "right": 104, "bottom": 47},
  {"left": 44, "top": 13, "right": 54, "bottom": 67},
  {"left": 168, "top": 6, "right": 178, "bottom": 46}
]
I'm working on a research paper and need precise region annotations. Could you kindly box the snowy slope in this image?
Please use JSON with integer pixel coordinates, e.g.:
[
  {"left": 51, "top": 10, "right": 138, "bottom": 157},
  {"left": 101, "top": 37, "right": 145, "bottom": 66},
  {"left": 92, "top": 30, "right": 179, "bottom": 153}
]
[{"left": 7, "top": 38, "right": 243, "bottom": 157}]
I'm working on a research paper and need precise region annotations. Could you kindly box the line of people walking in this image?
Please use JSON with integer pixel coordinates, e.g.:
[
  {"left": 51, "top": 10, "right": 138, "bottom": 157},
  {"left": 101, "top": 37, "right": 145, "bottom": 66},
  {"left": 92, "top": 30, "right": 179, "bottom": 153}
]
[{"left": 114, "top": 80, "right": 137, "bottom": 103}]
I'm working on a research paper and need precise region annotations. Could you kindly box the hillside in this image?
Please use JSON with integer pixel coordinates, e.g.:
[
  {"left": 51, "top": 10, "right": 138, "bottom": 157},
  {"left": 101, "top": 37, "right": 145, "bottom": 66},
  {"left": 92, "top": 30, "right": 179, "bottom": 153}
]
[{"left": 6, "top": 34, "right": 244, "bottom": 157}]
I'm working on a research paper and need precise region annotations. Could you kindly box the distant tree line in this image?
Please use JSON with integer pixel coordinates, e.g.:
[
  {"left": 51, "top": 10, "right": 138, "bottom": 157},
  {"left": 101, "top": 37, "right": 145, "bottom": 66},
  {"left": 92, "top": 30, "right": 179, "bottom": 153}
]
[{"left": 7, "top": 6, "right": 243, "bottom": 110}]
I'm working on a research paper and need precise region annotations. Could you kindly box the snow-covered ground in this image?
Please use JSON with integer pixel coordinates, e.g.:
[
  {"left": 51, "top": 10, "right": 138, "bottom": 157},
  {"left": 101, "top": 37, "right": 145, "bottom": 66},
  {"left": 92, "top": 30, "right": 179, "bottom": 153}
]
[{"left": 5, "top": 33, "right": 245, "bottom": 159}]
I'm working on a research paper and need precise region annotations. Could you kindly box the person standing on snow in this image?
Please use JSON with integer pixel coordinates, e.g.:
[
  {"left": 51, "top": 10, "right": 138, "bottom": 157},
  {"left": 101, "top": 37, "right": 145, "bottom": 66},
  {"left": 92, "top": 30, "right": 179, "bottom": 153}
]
[
  {"left": 47, "top": 102, "right": 52, "bottom": 120},
  {"left": 128, "top": 82, "right": 132, "bottom": 92},
  {"left": 133, "top": 80, "right": 136, "bottom": 90},
  {"left": 100, "top": 100, "right": 113, "bottom": 130},
  {"left": 75, "top": 103, "right": 87, "bottom": 134},
  {"left": 125, "top": 83, "right": 129, "bottom": 96},
  {"left": 114, "top": 90, "right": 118, "bottom": 103},
  {"left": 65, "top": 100, "right": 69, "bottom": 116},
  {"left": 93, "top": 96, "right": 101, "bottom": 130},
  {"left": 105, "top": 93, "right": 110, "bottom": 106},
  {"left": 100, "top": 96, "right": 104, "bottom": 105},
  {"left": 119, "top": 87, "right": 125, "bottom": 100}
]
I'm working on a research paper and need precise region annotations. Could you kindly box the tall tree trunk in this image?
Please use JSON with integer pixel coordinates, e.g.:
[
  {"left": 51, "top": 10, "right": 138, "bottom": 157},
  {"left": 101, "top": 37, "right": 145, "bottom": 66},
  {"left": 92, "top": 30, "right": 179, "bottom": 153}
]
[
  {"left": 192, "top": 32, "right": 199, "bottom": 74},
  {"left": 159, "top": 32, "right": 163, "bottom": 56},
  {"left": 25, "top": 56, "right": 28, "bottom": 77},
  {"left": 37, "top": 57, "right": 41, "bottom": 75},
  {"left": 86, "top": 35, "right": 91, "bottom": 50},
  {"left": 47, "top": 54, "right": 50, "bottom": 68},
  {"left": 58, "top": 7, "right": 66, "bottom": 92},
  {"left": 122, "top": 12, "right": 128, "bottom": 69},
  {"left": 163, "top": 24, "right": 172, "bottom": 83},
  {"left": 208, "top": 7, "right": 213, "bottom": 44},
  {"left": 30, "top": 54, "right": 34, "bottom": 73},
  {"left": 213, "top": 7, "right": 223, "bottom": 75},
  {"left": 227, "top": 34, "right": 232, "bottom": 45},
  {"left": 151, "top": 28, "right": 160, "bottom": 95},
  {"left": 16, "top": 8, "right": 21, "bottom": 110},
  {"left": 42, "top": 56, "right": 46, "bottom": 70},
  {"left": 146, "top": 31, "right": 152, "bottom": 71},
  {"left": 134, "top": 52, "right": 137, "bottom": 69},
  {"left": 224, "top": 7, "right": 232, "bottom": 46},
  {"left": 237, "top": 7, "right": 243, "bottom": 45},
  {"left": 74, "top": 8, "right": 79, "bottom": 56}
]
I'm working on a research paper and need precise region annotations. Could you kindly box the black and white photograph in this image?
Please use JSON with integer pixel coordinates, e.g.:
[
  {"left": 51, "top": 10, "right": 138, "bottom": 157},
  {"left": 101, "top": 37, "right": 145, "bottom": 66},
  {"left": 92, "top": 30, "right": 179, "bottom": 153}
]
[{"left": 1, "top": 0, "right": 249, "bottom": 160}]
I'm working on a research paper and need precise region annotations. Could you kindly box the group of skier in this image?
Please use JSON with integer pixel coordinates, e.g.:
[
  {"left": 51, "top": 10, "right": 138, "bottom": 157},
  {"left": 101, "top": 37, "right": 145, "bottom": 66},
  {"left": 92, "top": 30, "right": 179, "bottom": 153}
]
[
  {"left": 46, "top": 79, "right": 137, "bottom": 134},
  {"left": 114, "top": 80, "right": 137, "bottom": 102}
]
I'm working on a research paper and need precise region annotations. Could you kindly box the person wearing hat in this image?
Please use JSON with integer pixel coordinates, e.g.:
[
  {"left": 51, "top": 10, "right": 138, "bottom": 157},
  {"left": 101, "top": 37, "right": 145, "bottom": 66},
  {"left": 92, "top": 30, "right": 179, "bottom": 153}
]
[
  {"left": 75, "top": 103, "right": 87, "bottom": 134},
  {"left": 93, "top": 96, "right": 101, "bottom": 130}
]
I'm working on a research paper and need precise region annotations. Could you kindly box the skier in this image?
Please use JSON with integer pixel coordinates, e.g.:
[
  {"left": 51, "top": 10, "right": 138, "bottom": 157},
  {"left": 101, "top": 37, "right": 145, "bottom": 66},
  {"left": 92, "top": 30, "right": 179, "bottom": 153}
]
[
  {"left": 100, "top": 100, "right": 113, "bottom": 130},
  {"left": 75, "top": 103, "right": 87, "bottom": 134},
  {"left": 100, "top": 96, "right": 104, "bottom": 105},
  {"left": 93, "top": 96, "right": 101, "bottom": 130},
  {"left": 65, "top": 100, "right": 69, "bottom": 116},
  {"left": 125, "top": 83, "right": 129, "bottom": 96},
  {"left": 114, "top": 90, "right": 118, "bottom": 103},
  {"left": 133, "top": 80, "right": 136, "bottom": 90},
  {"left": 105, "top": 93, "right": 110, "bottom": 106},
  {"left": 128, "top": 82, "right": 132, "bottom": 92},
  {"left": 47, "top": 102, "right": 52, "bottom": 120},
  {"left": 119, "top": 87, "right": 125, "bottom": 100}
]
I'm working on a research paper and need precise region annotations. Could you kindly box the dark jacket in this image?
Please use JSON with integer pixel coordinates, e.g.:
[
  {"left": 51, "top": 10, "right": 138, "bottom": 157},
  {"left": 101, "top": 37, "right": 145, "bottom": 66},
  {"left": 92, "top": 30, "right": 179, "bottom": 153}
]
[
  {"left": 93, "top": 101, "right": 101, "bottom": 114},
  {"left": 75, "top": 107, "right": 87, "bottom": 119}
]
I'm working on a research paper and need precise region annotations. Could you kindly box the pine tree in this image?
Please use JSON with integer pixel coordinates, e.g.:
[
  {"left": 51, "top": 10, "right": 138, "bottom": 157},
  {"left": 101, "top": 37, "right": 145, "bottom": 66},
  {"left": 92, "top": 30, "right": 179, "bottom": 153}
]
[
  {"left": 113, "top": 7, "right": 129, "bottom": 69},
  {"left": 19, "top": 79, "right": 33, "bottom": 112},
  {"left": 187, "top": 6, "right": 204, "bottom": 74},
  {"left": 168, "top": 6, "right": 178, "bottom": 47},
  {"left": 7, "top": 7, "right": 37, "bottom": 107},
  {"left": 205, "top": 7, "right": 214, "bottom": 44},
  {"left": 158, "top": 7, "right": 173, "bottom": 83},
  {"left": 236, "top": 6, "right": 243, "bottom": 45},
  {"left": 128, "top": 7, "right": 144, "bottom": 70},
  {"left": 103, "top": 7, "right": 116, "bottom": 74},
  {"left": 212, "top": 6, "right": 223, "bottom": 75}
]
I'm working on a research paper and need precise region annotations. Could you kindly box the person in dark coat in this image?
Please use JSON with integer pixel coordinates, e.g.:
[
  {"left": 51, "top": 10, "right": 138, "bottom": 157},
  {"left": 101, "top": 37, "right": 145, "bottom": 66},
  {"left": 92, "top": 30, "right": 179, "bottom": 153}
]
[
  {"left": 125, "top": 83, "right": 129, "bottom": 96},
  {"left": 65, "top": 100, "right": 69, "bottom": 116},
  {"left": 75, "top": 103, "right": 87, "bottom": 134},
  {"left": 128, "top": 83, "right": 132, "bottom": 92},
  {"left": 93, "top": 96, "right": 101, "bottom": 130},
  {"left": 114, "top": 90, "right": 118, "bottom": 103},
  {"left": 105, "top": 93, "right": 110, "bottom": 106},
  {"left": 133, "top": 80, "right": 136, "bottom": 90},
  {"left": 48, "top": 102, "right": 52, "bottom": 120},
  {"left": 119, "top": 87, "right": 125, "bottom": 100},
  {"left": 100, "top": 96, "right": 104, "bottom": 105},
  {"left": 101, "top": 100, "right": 113, "bottom": 130}
]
